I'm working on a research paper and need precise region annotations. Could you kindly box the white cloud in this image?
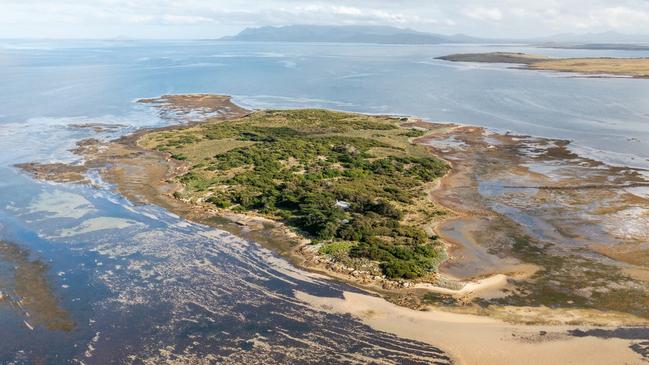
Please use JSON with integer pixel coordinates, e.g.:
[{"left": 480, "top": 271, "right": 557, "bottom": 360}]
[
  {"left": 1, "top": 0, "right": 649, "bottom": 39},
  {"left": 158, "top": 15, "right": 215, "bottom": 25},
  {"left": 464, "top": 6, "right": 503, "bottom": 21},
  {"left": 594, "top": 6, "right": 649, "bottom": 28}
]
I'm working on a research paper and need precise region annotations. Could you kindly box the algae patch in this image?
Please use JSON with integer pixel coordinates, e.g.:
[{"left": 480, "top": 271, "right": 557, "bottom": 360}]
[{"left": 0, "top": 240, "right": 74, "bottom": 331}]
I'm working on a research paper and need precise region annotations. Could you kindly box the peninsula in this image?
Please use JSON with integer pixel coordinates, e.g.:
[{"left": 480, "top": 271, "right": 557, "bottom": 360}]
[{"left": 437, "top": 52, "right": 649, "bottom": 78}]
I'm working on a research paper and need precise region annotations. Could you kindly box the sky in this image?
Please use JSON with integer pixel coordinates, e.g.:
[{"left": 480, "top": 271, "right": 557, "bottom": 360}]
[{"left": 1, "top": 0, "right": 649, "bottom": 39}]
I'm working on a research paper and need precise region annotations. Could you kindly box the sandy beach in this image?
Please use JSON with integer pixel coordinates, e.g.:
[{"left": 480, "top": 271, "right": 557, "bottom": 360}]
[{"left": 298, "top": 290, "right": 645, "bottom": 365}]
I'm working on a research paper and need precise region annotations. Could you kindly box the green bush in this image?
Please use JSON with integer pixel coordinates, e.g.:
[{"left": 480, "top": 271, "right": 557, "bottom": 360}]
[
  {"left": 206, "top": 195, "right": 231, "bottom": 208},
  {"left": 350, "top": 241, "right": 440, "bottom": 279},
  {"left": 401, "top": 129, "right": 426, "bottom": 138},
  {"left": 319, "top": 241, "right": 355, "bottom": 260}
]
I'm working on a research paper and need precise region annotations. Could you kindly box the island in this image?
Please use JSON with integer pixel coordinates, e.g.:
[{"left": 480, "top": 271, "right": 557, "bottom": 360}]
[
  {"left": 437, "top": 52, "right": 649, "bottom": 78},
  {"left": 18, "top": 94, "right": 649, "bottom": 325},
  {"left": 16, "top": 93, "right": 649, "bottom": 362}
]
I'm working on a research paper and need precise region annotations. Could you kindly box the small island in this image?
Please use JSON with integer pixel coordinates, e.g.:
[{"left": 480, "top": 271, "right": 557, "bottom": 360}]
[
  {"left": 139, "top": 107, "right": 450, "bottom": 280},
  {"left": 437, "top": 52, "right": 649, "bottom": 78},
  {"left": 17, "top": 94, "right": 649, "bottom": 328}
]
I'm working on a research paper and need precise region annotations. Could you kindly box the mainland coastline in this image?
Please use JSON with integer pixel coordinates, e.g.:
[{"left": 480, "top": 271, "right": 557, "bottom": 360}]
[{"left": 16, "top": 93, "right": 649, "bottom": 364}]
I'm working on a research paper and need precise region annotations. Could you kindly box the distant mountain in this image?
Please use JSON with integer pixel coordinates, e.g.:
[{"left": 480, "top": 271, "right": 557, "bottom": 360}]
[
  {"left": 220, "top": 25, "right": 484, "bottom": 44},
  {"left": 219, "top": 25, "right": 649, "bottom": 47}
]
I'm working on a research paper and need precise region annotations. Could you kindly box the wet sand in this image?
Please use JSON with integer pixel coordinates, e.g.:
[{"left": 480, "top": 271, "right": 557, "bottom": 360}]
[
  {"left": 298, "top": 291, "right": 645, "bottom": 365},
  {"left": 421, "top": 124, "right": 649, "bottom": 323}
]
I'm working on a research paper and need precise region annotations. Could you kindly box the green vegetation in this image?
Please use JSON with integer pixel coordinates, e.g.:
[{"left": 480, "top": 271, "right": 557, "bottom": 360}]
[
  {"left": 319, "top": 241, "right": 356, "bottom": 261},
  {"left": 141, "top": 109, "right": 449, "bottom": 279}
]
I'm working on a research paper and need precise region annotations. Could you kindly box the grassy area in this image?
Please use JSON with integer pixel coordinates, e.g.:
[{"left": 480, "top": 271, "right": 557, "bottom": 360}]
[
  {"left": 140, "top": 109, "right": 449, "bottom": 279},
  {"left": 438, "top": 52, "right": 649, "bottom": 78},
  {"left": 530, "top": 58, "right": 649, "bottom": 77}
]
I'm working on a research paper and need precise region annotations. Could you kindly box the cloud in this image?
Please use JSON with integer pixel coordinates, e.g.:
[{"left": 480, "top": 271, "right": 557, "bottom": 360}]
[
  {"left": 464, "top": 6, "right": 503, "bottom": 21},
  {"left": 261, "top": 3, "right": 435, "bottom": 26},
  {"left": 158, "top": 15, "right": 215, "bottom": 25},
  {"left": 1, "top": 0, "right": 649, "bottom": 39},
  {"left": 593, "top": 6, "right": 649, "bottom": 28}
]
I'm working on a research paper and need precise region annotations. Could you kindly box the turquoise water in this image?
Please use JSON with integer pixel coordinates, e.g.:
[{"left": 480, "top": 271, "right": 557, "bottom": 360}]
[{"left": 1, "top": 39, "right": 648, "bottom": 363}]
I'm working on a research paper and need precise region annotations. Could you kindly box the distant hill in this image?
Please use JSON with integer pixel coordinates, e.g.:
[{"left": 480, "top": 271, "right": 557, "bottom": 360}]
[
  {"left": 219, "top": 25, "right": 649, "bottom": 47},
  {"left": 220, "top": 25, "right": 484, "bottom": 44}
]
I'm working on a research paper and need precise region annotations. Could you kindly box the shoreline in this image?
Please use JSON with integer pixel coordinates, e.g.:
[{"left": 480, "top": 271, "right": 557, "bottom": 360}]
[
  {"left": 297, "top": 290, "right": 646, "bottom": 365},
  {"left": 15, "top": 94, "right": 649, "bottom": 321}
]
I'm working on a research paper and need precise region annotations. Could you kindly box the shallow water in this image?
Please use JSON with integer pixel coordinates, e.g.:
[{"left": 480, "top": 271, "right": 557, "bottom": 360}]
[{"left": 1, "top": 40, "right": 649, "bottom": 363}]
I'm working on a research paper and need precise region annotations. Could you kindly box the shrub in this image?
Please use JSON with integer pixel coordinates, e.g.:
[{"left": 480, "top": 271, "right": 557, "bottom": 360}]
[
  {"left": 401, "top": 129, "right": 426, "bottom": 138},
  {"left": 319, "top": 241, "right": 355, "bottom": 260},
  {"left": 381, "top": 260, "right": 422, "bottom": 279},
  {"left": 206, "top": 195, "right": 231, "bottom": 208},
  {"left": 350, "top": 241, "right": 440, "bottom": 279}
]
